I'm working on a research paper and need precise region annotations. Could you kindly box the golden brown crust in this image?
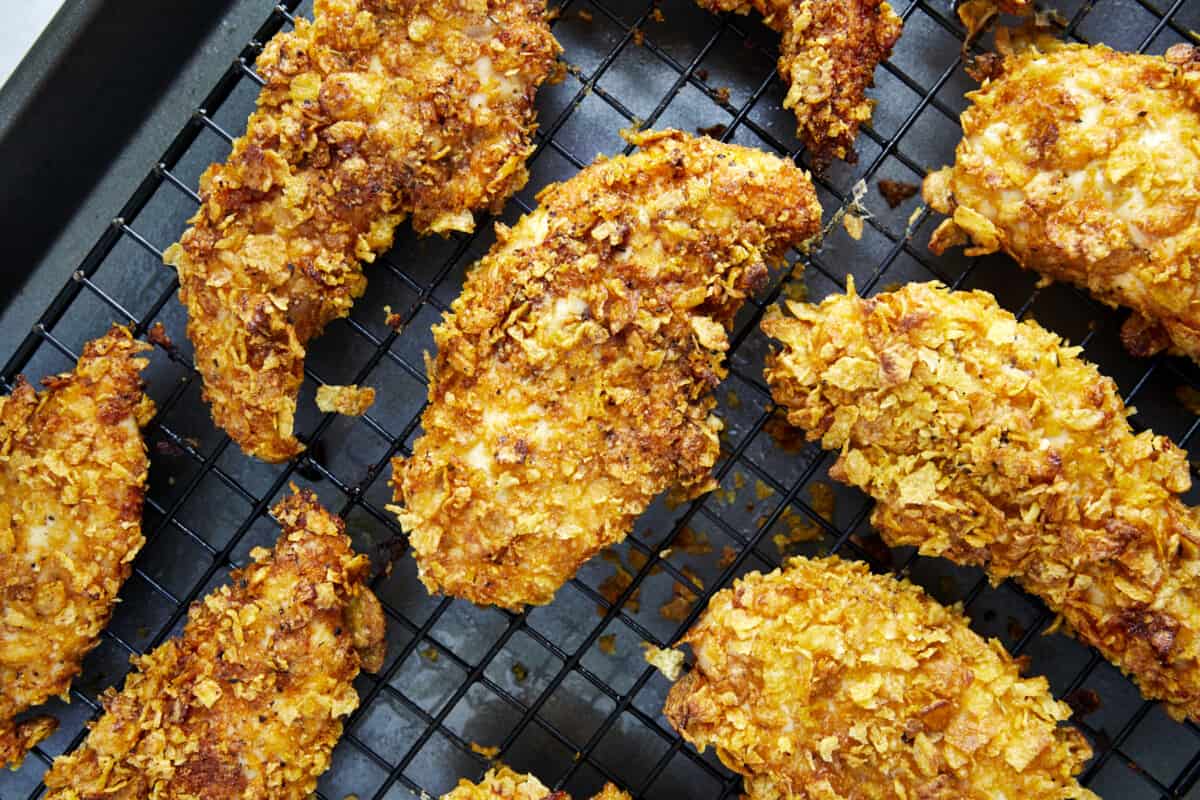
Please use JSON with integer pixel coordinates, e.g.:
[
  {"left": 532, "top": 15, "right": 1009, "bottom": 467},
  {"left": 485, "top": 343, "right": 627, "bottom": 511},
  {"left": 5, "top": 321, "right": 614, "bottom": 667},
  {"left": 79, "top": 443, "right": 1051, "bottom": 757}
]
[
  {"left": 663, "top": 556, "right": 1097, "bottom": 800},
  {"left": 42, "top": 489, "right": 386, "bottom": 798},
  {"left": 764, "top": 281, "right": 1200, "bottom": 721},
  {"left": 441, "top": 766, "right": 629, "bottom": 800},
  {"left": 390, "top": 130, "right": 821, "bottom": 609},
  {"left": 163, "top": 0, "right": 560, "bottom": 462},
  {"left": 924, "top": 40, "right": 1200, "bottom": 362},
  {"left": 695, "top": 0, "right": 902, "bottom": 162},
  {"left": 0, "top": 326, "right": 154, "bottom": 769}
]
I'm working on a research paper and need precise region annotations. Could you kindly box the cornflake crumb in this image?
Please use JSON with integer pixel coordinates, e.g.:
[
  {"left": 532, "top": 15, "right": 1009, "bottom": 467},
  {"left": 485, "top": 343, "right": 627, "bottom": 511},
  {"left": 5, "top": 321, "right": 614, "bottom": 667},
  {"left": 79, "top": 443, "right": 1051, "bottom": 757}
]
[
  {"left": 718, "top": 545, "right": 738, "bottom": 569},
  {"left": 420, "top": 646, "right": 439, "bottom": 662},
  {"left": 675, "top": 526, "right": 713, "bottom": 555},
  {"left": 842, "top": 212, "right": 864, "bottom": 240},
  {"left": 632, "top": 28, "right": 645, "bottom": 46},
  {"left": 512, "top": 662, "right": 529, "bottom": 682},
  {"left": 877, "top": 179, "right": 918, "bottom": 208},
  {"left": 469, "top": 742, "right": 501, "bottom": 758},
  {"left": 382, "top": 305, "right": 404, "bottom": 331},
  {"left": 577, "top": 8, "right": 593, "bottom": 22},
  {"left": 316, "top": 384, "right": 376, "bottom": 416},
  {"left": 598, "top": 633, "right": 617, "bottom": 655},
  {"left": 714, "top": 87, "right": 732, "bottom": 104},
  {"left": 660, "top": 566, "right": 703, "bottom": 621},
  {"left": 643, "top": 644, "right": 684, "bottom": 681},
  {"left": 651, "top": 7, "right": 665, "bottom": 21},
  {"left": 147, "top": 321, "right": 175, "bottom": 352}
]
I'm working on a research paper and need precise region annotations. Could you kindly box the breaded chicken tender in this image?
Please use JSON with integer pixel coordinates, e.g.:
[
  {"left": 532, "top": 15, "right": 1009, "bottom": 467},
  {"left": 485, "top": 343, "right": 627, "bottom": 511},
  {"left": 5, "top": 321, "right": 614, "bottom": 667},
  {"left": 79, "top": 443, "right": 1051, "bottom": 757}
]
[
  {"left": 695, "top": 0, "right": 901, "bottom": 162},
  {"left": 42, "top": 489, "right": 386, "bottom": 798},
  {"left": 763, "top": 281, "right": 1200, "bottom": 721},
  {"left": 442, "top": 766, "right": 629, "bottom": 799},
  {"left": 390, "top": 130, "right": 821, "bottom": 609},
  {"left": 663, "top": 557, "right": 1097, "bottom": 800},
  {"left": 924, "top": 34, "right": 1200, "bottom": 362},
  {"left": 1, "top": 327, "right": 154, "bottom": 769},
  {"left": 162, "top": 0, "right": 560, "bottom": 462}
]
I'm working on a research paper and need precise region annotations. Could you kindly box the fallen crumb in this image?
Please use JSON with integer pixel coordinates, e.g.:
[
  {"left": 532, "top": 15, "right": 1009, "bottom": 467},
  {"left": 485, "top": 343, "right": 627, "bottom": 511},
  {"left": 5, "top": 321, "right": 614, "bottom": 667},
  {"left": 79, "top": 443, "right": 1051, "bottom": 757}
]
[
  {"left": 1065, "top": 688, "right": 1102, "bottom": 717},
  {"left": 732, "top": 471, "right": 745, "bottom": 490},
  {"left": 547, "top": 59, "right": 568, "bottom": 85},
  {"left": 725, "top": 389, "right": 741, "bottom": 409},
  {"left": 809, "top": 481, "right": 835, "bottom": 521},
  {"left": 660, "top": 566, "right": 703, "bottom": 622},
  {"left": 577, "top": 8, "right": 593, "bottom": 22},
  {"left": 147, "top": 322, "right": 175, "bottom": 353},
  {"left": 382, "top": 305, "right": 404, "bottom": 331},
  {"left": 546, "top": 5, "right": 561, "bottom": 21},
  {"left": 659, "top": 548, "right": 672, "bottom": 559},
  {"left": 650, "top": 7, "right": 665, "bottom": 22},
  {"left": 469, "top": 742, "right": 501, "bottom": 758},
  {"left": 763, "top": 409, "right": 808, "bottom": 454},
  {"left": 842, "top": 212, "right": 864, "bottom": 240},
  {"left": 598, "top": 563, "right": 641, "bottom": 614},
  {"left": 420, "top": 646, "right": 439, "bottom": 662},
  {"left": 698, "top": 123, "right": 727, "bottom": 139},
  {"left": 772, "top": 504, "right": 825, "bottom": 553},
  {"left": 674, "top": 526, "right": 713, "bottom": 555},
  {"left": 714, "top": 86, "right": 731, "bottom": 104},
  {"left": 878, "top": 178, "right": 919, "bottom": 208},
  {"left": 632, "top": 28, "right": 645, "bottom": 46},
  {"left": 696, "top": 68, "right": 709, "bottom": 82},
  {"left": 511, "top": 662, "right": 528, "bottom": 683},
  {"left": 755, "top": 479, "right": 774, "bottom": 501},
  {"left": 315, "top": 384, "right": 376, "bottom": 416},
  {"left": 598, "top": 633, "right": 617, "bottom": 655},
  {"left": 643, "top": 644, "right": 684, "bottom": 681}
]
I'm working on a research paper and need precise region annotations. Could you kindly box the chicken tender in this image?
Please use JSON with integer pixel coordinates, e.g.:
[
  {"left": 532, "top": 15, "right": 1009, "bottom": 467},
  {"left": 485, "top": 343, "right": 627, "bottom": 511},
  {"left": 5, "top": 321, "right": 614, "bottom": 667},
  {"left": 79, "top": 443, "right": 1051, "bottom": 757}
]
[
  {"left": 162, "top": 0, "right": 560, "bottom": 462},
  {"left": 390, "top": 130, "right": 821, "bottom": 609},
  {"left": 1, "top": 327, "right": 154, "bottom": 769},
  {"left": 42, "top": 489, "right": 386, "bottom": 798},
  {"left": 663, "top": 556, "right": 1097, "bottom": 800},
  {"left": 695, "top": 0, "right": 902, "bottom": 162},
  {"left": 763, "top": 281, "right": 1200, "bottom": 721},
  {"left": 442, "top": 766, "right": 629, "bottom": 799},
  {"left": 924, "top": 35, "right": 1200, "bottom": 362}
]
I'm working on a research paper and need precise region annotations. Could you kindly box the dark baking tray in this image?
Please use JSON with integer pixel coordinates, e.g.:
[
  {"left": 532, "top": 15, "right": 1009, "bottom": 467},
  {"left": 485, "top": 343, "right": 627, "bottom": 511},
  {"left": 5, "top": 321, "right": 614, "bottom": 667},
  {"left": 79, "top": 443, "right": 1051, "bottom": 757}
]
[{"left": 3, "top": 0, "right": 1200, "bottom": 797}]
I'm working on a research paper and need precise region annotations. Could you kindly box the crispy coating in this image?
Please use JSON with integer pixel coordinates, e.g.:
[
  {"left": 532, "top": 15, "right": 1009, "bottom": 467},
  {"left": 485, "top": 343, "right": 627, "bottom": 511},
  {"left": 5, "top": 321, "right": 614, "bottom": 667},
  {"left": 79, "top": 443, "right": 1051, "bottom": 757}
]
[
  {"left": 0, "top": 327, "right": 154, "bottom": 769},
  {"left": 42, "top": 489, "right": 386, "bottom": 799},
  {"left": 162, "top": 0, "right": 560, "bottom": 462},
  {"left": 441, "top": 766, "right": 629, "bottom": 800},
  {"left": 663, "top": 556, "right": 1097, "bottom": 800},
  {"left": 924, "top": 36, "right": 1200, "bottom": 362},
  {"left": 763, "top": 281, "right": 1200, "bottom": 721},
  {"left": 390, "top": 130, "right": 821, "bottom": 609},
  {"left": 695, "top": 0, "right": 901, "bottom": 162}
]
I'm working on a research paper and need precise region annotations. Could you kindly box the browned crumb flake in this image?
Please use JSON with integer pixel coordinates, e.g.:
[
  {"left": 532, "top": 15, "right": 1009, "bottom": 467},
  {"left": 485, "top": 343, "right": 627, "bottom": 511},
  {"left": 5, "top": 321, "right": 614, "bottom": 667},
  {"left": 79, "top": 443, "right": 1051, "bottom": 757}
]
[
  {"left": 764, "top": 281, "right": 1200, "bottom": 722},
  {"left": 718, "top": 545, "right": 738, "bottom": 569},
  {"left": 694, "top": 0, "right": 901, "bottom": 162},
  {"left": 664, "top": 556, "right": 1097, "bottom": 799},
  {"left": 42, "top": 489, "right": 386, "bottom": 798},
  {"left": 442, "top": 766, "right": 630, "bottom": 799},
  {"left": 598, "top": 633, "right": 618, "bottom": 655},
  {"left": 162, "top": 0, "right": 560, "bottom": 462},
  {"left": 924, "top": 39, "right": 1200, "bottom": 363},
  {"left": 0, "top": 327, "right": 154, "bottom": 769},
  {"left": 315, "top": 384, "right": 376, "bottom": 416},
  {"left": 390, "top": 130, "right": 821, "bottom": 610},
  {"left": 660, "top": 566, "right": 703, "bottom": 622},
  {"left": 878, "top": 177, "right": 919, "bottom": 208}
]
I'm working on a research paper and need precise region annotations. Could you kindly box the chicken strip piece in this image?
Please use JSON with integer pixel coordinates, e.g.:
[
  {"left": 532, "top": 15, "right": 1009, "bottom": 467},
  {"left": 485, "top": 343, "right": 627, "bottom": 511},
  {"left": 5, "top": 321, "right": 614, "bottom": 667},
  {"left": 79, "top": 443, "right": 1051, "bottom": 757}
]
[
  {"left": 663, "top": 556, "right": 1097, "bottom": 800},
  {"left": 695, "top": 0, "right": 902, "bottom": 162},
  {"left": 1, "top": 327, "right": 154, "bottom": 770},
  {"left": 390, "top": 129, "right": 821, "bottom": 609},
  {"left": 162, "top": 0, "right": 560, "bottom": 462},
  {"left": 42, "top": 489, "right": 386, "bottom": 798},
  {"left": 442, "top": 766, "right": 629, "bottom": 799},
  {"left": 924, "top": 35, "right": 1200, "bottom": 362},
  {"left": 763, "top": 281, "right": 1200, "bottom": 721}
]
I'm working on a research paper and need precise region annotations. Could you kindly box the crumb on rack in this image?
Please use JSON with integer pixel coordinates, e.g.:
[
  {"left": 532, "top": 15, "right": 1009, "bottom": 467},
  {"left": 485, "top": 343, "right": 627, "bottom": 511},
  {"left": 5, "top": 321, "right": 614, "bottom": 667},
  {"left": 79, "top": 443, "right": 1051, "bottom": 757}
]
[
  {"left": 714, "top": 87, "right": 731, "bottom": 104},
  {"left": 842, "top": 212, "right": 864, "bottom": 240},
  {"left": 660, "top": 566, "right": 703, "bottom": 621},
  {"left": 383, "top": 305, "right": 404, "bottom": 332},
  {"left": 632, "top": 28, "right": 645, "bottom": 46},
  {"left": 643, "top": 644, "right": 685, "bottom": 681},
  {"left": 878, "top": 178, "right": 919, "bottom": 208},
  {"left": 598, "top": 633, "right": 617, "bottom": 655},
  {"left": 650, "top": 7, "right": 665, "bottom": 22},
  {"left": 698, "top": 123, "right": 727, "bottom": 139},
  {"left": 469, "top": 742, "right": 501, "bottom": 758},
  {"left": 675, "top": 526, "right": 713, "bottom": 555},
  {"left": 598, "top": 563, "right": 641, "bottom": 614},
  {"left": 577, "top": 8, "right": 593, "bottom": 22},
  {"left": 420, "top": 646, "right": 439, "bottom": 662},
  {"left": 315, "top": 384, "right": 376, "bottom": 416},
  {"left": 718, "top": 545, "right": 738, "bottom": 569},
  {"left": 763, "top": 409, "right": 808, "bottom": 454},
  {"left": 511, "top": 662, "right": 528, "bottom": 683},
  {"left": 147, "top": 321, "right": 175, "bottom": 353}
]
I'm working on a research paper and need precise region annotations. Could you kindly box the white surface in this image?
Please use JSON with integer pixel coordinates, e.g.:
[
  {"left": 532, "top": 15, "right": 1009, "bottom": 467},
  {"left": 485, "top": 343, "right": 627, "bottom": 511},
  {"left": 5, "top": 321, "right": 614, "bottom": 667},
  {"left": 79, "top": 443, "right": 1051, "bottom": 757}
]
[{"left": 0, "top": 0, "right": 67, "bottom": 85}]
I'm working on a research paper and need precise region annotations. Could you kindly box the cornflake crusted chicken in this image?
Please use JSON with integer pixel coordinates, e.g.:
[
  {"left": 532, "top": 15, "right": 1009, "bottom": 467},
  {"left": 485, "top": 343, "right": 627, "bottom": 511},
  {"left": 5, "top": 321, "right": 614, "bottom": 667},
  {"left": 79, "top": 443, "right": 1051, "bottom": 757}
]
[
  {"left": 763, "top": 281, "right": 1200, "bottom": 721},
  {"left": 0, "top": 327, "right": 154, "bottom": 769},
  {"left": 924, "top": 34, "right": 1200, "bottom": 362},
  {"left": 162, "top": 0, "right": 560, "bottom": 462},
  {"left": 42, "top": 489, "right": 387, "bottom": 798},
  {"left": 390, "top": 130, "right": 821, "bottom": 609},
  {"left": 694, "top": 0, "right": 901, "bottom": 162},
  {"left": 664, "top": 556, "right": 1097, "bottom": 800},
  {"left": 441, "top": 766, "right": 630, "bottom": 800}
]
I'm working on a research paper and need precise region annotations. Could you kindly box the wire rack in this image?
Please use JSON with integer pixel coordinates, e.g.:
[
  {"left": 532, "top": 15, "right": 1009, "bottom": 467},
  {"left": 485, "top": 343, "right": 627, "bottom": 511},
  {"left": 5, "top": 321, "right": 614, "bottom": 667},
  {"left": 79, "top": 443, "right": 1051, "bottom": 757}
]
[{"left": 3, "top": 0, "right": 1200, "bottom": 797}]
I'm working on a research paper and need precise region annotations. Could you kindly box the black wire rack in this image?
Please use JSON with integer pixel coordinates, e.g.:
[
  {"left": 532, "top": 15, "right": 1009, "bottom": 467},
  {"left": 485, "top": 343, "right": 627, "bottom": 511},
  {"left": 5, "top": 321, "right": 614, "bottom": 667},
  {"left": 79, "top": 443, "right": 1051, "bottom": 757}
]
[{"left": 4, "top": 0, "right": 1200, "bottom": 797}]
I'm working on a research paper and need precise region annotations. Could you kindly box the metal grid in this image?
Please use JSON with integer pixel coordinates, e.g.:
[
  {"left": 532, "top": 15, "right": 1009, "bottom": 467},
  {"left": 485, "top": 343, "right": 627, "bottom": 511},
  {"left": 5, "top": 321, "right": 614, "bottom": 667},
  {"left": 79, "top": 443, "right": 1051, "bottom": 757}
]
[{"left": 3, "top": 0, "right": 1200, "bottom": 796}]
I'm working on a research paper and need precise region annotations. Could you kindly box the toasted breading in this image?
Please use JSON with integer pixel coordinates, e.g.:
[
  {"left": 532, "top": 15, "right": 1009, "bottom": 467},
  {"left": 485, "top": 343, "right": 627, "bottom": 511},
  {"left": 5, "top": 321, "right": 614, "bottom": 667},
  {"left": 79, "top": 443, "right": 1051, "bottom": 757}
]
[
  {"left": 0, "top": 327, "right": 154, "bottom": 769},
  {"left": 162, "top": 0, "right": 560, "bottom": 462},
  {"left": 663, "top": 556, "right": 1097, "bottom": 800},
  {"left": 763, "top": 281, "right": 1200, "bottom": 721},
  {"left": 42, "top": 489, "right": 386, "bottom": 799},
  {"left": 315, "top": 383, "right": 376, "bottom": 416},
  {"left": 924, "top": 35, "right": 1200, "bottom": 362},
  {"left": 442, "top": 766, "right": 629, "bottom": 799},
  {"left": 389, "top": 130, "right": 822, "bottom": 609},
  {"left": 695, "top": 0, "right": 901, "bottom": 162}
]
